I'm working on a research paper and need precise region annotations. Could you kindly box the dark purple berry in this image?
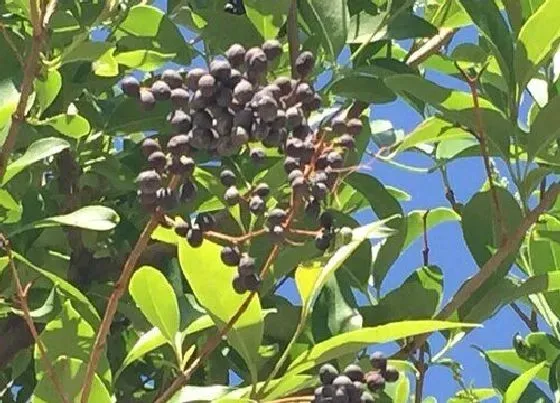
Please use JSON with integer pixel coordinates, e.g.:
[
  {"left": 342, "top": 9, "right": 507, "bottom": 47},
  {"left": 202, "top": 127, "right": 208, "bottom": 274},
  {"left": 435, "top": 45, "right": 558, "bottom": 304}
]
[
  {"left": 121, "top": 76, "right": 140, "bottom": 98},
  {"left": 221, "top": 246, "right": 241, "bottom": 266}
]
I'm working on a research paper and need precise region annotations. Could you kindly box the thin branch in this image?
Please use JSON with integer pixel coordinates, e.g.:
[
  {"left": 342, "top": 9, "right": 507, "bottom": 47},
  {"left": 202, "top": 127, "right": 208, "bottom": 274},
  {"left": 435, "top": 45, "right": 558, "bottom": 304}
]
[
  {"left": 510, "top": 302, "right": 536, "bottom": 331},
  {"left": 414, "top": 344, "right": 426, "bottom": 403},
  {"left": 155, "top": 245, "right": 281, "bottom": 403},
  {"left": 406, "top": 27, "right": 457, "bottom": 67},
  {"left": 399, "top": 183, "right": 560, "bottom": 354},
  {"left": 0, "top": 24, "right": 24, "bottom": 66},
  {"left": 1, "top": 236, "right": 69, "bottom": 403},
  {"left": 287, "top": 0, "right": 298, "bottom": 78},
  {"left": 269, "top": 397, "right": 314, "bottom": 403},
  {"left": 81, "top": 175, "right": 181, "bottom": 403},
  {"left": 422, "top": 210, "right": 430, "bottom": 267}
]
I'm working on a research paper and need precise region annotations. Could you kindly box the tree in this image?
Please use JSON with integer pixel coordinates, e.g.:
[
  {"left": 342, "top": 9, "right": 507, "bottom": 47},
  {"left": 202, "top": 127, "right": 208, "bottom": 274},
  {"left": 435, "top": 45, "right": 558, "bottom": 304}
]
[{"left": 0, "top": 0, "right": 559, "bottom": 401}]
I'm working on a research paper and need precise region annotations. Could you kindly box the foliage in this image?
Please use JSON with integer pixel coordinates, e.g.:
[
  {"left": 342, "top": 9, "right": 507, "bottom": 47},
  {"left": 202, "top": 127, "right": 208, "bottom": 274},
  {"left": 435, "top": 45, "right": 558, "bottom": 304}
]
[{"left": 0, "top": 0, "right": 559, "bottom": 402}]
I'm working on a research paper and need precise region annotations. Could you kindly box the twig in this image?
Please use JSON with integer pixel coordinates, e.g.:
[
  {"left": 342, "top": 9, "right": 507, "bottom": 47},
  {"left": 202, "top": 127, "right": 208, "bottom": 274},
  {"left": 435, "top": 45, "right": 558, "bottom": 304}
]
[
  {"left": 510, "top": 302, "right": 536, "bottom": 331},
  {"left": 422, "top": 210, "right": 430, "bottom": 267},
  {"left": 405, "top": 27, "right": 457, "bottom": 67},
  {"left": 414, "top": 344, "right": 426, "bottom": 403},
  {"left": 269, "top": 397, "right": 314, "bottom": 403},
  {"left": 81, "top": 175, "right": 180, "bottom": 403},
  {"left": 456, "top": 65, "right": 507, "bottom": 246},
  {"left": 155, "top": 245, "right": 281, "bottom": 402},
  {"left": 0, "top": 24, "right": 24, "bottom": 66},
  {"left": 397, "top": 183, "right": 560, "bottom": 355},
  {"left": 287, "top": 0, "right": 298, "bottom": 78},
  {"left": 1, "top": 236, "right": 69, "bottom": 403}
]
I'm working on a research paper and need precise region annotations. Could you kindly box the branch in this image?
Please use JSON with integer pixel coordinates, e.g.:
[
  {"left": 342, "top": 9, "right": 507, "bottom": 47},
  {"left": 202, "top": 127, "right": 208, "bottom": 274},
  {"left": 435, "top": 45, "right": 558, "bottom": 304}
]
[
  {"left": 414, "top": 344, "right": 426, "bottom": 403},
  {"left": 510, "top": 302, "right": 537, "bottom": 332},
  {"left": 80, "top": 175, "right": 181, "bottom": 403},
  {"left": 402, "top": 183, "right": 560, "bottom": 353},
  {"left": 287, "top": 0, "right": 298, "bottom": 78},
  {"left": 1, "top": 236, "right": 69, "bottom": 403},
  {"left": 405, "top": 27, "right": 457, "bottom": 68},
  {"left": 0, "top": 0, "right": 55, "bottom": 183}
]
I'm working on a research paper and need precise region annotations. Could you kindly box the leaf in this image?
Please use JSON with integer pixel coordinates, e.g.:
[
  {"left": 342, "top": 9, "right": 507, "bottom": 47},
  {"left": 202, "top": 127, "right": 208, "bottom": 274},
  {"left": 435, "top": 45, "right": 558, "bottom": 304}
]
[
  {"left": 286, "top": 320, "right": 479, "bottom": 375},
  {"left": 119, "top": 5, "right": 165, "bottom": 36},
  {"left": 244, "top": 0, "right": 291, "bottom": 40},
  {"left": 329, "top": 75, "right": 397, "bottom": 104},
  {"left": 105, "top": 96, "right": 170, "bottom": 133},
  {"left": 295, "top": 217, "right": 397, "bottom": 317},
  {"left": 361, "top": 266, "right": 444, "bottom": 326},
  {"left": 117, "top": 327, "right": 167, "bottom": 379},
  {"left": 298, "top": 0, "right": 349, "bottom": 61},
  {"left": 168, "top": 385, "right": 233, "bottom": 403},
  {"left": 129, "top": 266, "right": 180, "bottom": 343},
  {"left": 404, "top": 208, "right": 460, "bottom": 249},
  {"left": 485, "top": 350, "right": 548, "bottom": 382},
  {"left": 395, "top": 116, "right": 473, "bottom": 154},
  {"left": 515, "top": 0, "right": 560, "bottom": 91},
  {"left": 3, "top": 137, "right": 70, "bottom": 185},
  {"left": 36, "top": 301, "right": 111, "bottom": 385},
  {"left": 35, "top": 114, "right": 90, "bottom": 139},
  {"left": 527, "top": 94, "right": 560, "bottom": 161},
  {"left": 115, "top": 50, "right": 176, "bottom": 71},
  {"left": 178, "top": 238, "right": 263, "bottom": 380},
  {"left": 28, "top": 205, "right": 120, "bottom": 232},
  {"left": 449, "top": 388, "right": 498, "bottom": 402},
  {"left": 549, "top": 355, "right": 560, "bottom": 401},
  {"left": 0, "top": 79, "right": 19, "bottom": 130},
  {"left": 34, "top": 70, "right": 62, "bottom": 115},
  {"left": 32, "top": 357, "right": 111, "bottom": 403},
  {"left": 387, "top": 13, "right": 438, "bottom": 40},
  {"left": 62, "top": 42, "right": 115, "bottom": 65},
  {"left": 385, "top": 74, "right": 512, "bottom": 157},
  {"left": 0, "top": 188, "right": 22, "bottom": 223},
  {"left": 503, "top": 361, "right": 548, "bottom": 403}
]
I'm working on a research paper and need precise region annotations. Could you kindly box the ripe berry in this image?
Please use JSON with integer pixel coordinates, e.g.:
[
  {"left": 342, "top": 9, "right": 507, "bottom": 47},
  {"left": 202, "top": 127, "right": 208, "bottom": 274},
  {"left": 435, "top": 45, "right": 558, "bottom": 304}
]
[
  {"left": 295, "top": 82, "right": 315, "bottom": 104},
  {"left": 320, "top": 211, "right": 334, "bottom": 229},
  {"left": 249, "top": 195, "right": 266, "bottom": 214},
  {"left": 291, "top": 175, "right": 308, "bottom": 196},
  {"left": 331, "top": 116, "right": 347, "bottom": 134},
  {"left": 370, "top": 352, "right": 387, "bottom": 373},
  {"left": 226, "top": 43, "right": 246, "bottom": 68},
  {"left": 333, "top": 388, "right": 349, "bottom": 403},
  {"left": 195, "top": 212, "right": 215, "bottom": 232},
  {"left": 315, "top": 231, "right": 332, "bottom": 251},
  {"left": 384, "top": 366, "right": 399, "bottom": 383},
  {"left": 221, "top": 246, "right": 241, "bottom": 266},
  {"left": 302, "top": 93, "right": 322, "bottom": 112},
  {"left": 216, "top": 86, "right": 233, "bottom": 108},
  {"left": 286, "top": 106, "right": 303, "bottom": 129},
  {"left": 274, "top": 76, "right": 294, "bottom": 96},
  {"left": 343, "top": 364, "right": 364, "bottom": 382},
  {"left": 250, "top": 147, "right": 266, "bottom": 163},
  {"left": 257, "top": 96, "right": 278, "bottom": 122},
  {"left": 168, "top": 156, "right": 195, "bottom": 176},
  {"left": 238, "top": 255, "right": 256, "bottom": 275},
  {"left": 315, "top": 153, "right": 329, "bottom": 170},
  {"left": 361, "top": 392, "right": 375, "bottom": 403},
  {"left": 347, "top": 118, "right": 363, "bottom": 136},
  {"left": 267, "top": 208, "right": 287, "bottom": 226},
  {"left": 137, "top": 190, "right": 157, "bottom": 210},
  {"left": 295, "top": 51, "right": 315, "bottom": 78},
  {"left": 245, "top": 47, "right": 267, "bottom": 74},
  {"left": 305, "top": 198, "right": 321, "bottom": 219},
  {"left": 234, "top": 79, "right": 254, "bottom": 105},
  {"left": 287, "top": 169, "right": 304, "bottom": 183},
  {"left": 254, "top": 183, "right": 270, "bottom": 197},
  {"left": 283, "top": 156, "right": 300, "bottom": 174},
  {"left": 167, "top": 134, "right": 191, "bottom": 156},
  {"left": 151, "top": 80, "right": 171, "bottom": 101},
  {"left": 186, "top": 68, "right": 205, "bottom": 91},
  {"left": 141, "top": 137, "right": 161, "bottom": 157},
  {"left": 327, "top": 151, "right": 344, "bottom": 169},
  {"left": 332, "top": 375, "right": 352, "bottom": 389},
  {"left": 139, "top": 89, "right": 156, "bottom": 111},
  {"left": 170, "top": 88, "right": 189, "bottom": 108},
  {"left": 312, "top": 182, "right": 327, "bottom": 200},
  {"left": 156, "top": 187, "right": 178, "bottom": 211},
  {"left": 170, "top": 110, "right": 192, "bottom": 133},
  {"left": 161, "top": 69, "right": 183, "bottom": 89},
  {"left": 319, "top": 363, "right": 338, "bottom": 385},
  {"left": 147, "top": 151, "right": 167, "bottom": 172},
  {"left": 180, "top": 180, "right": 197, "bottom": 202},
  {"left": 285, "top": 137, "right": 303, "bottom": 158},
  {"left": 269, "top": 225, "right": 285, "bottom": 243},
  {"left": 243, "top": 273, "right": 261, "bottom": 291},
  {"left": 220, "top": 170, "right": 237, "bottom": 187},
  {"left": 189, "top": 90, "right": 207, "bottom": 110},
  {"left": 174, "top": 221, "right": 190, "bottom": 237},
  {"left": 339, "top": 134, "right": 355, "bottom": 149},
  {"left": 262, "top": 39, "right": 283, "bottom": 61},
  {"left": 136, "top": 170, "right": 161, "bottom": 193},
  {"left": 224, "top": 186, "right": 240, "bottom": 205},
  {"left": 232, "top": 274, "right": 247, "bottom": 294},
  {"left": 198, "top": 74, "right": 216, "bottom": 97},
  {"left": 365, "top": 371, "right": 385, "bottom": 392},
  {"left": 210, "top": 59, "right": 232, "bottom": 82},
  {"left": 192, "top": 110, "right": 213, "bottom": 130},
  {"left": 187, "top": 225, "right": 204, "bottom": 248},
  {"left": 121, "top": 76, "right": 140, "bottom": 98}
]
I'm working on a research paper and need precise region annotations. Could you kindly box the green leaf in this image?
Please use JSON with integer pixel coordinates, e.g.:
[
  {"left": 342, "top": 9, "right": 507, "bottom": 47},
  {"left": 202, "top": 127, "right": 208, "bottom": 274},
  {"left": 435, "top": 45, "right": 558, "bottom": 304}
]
[
  {"left": 515, "top": 0, "right": 560, "bottom": 92},
  {"left": 404, "top": 208, "right": 460, "bottom": 249},
  {"left": 119, "top": 5, "right": 165, "bottom": 36},
  {"left": 35, "top": 114, "right": 90, "bottom": 139},
  {"left": 244, "top": 0, "right": 291, "bottom": 40},
  {"left": 387, "top": 13, "right": 438, "bottom": 40},
  {"left": 117, "top": 327, "right": 167, "bottom": 379},
  {"left": 32, "top": 357, "right": 111, "bottom": 403},
  {"left": 115, "top": 50, "right": 176, "bottom": 71},
  {"left": 105, "top": 96, "right": 170, "bottom": 133},
  {"left": 503, "top": 361, "right": 548, "bottom": 403},
  {"left": 178, "top": 238, "right": 263, "bottom": 380},
  {"left": 0, "top": 79, "right": 19, "bottom": 130},
  {"left": 286, "top": 320, "right": 479, "bottom": 375},
  {"left": 3, "top": 137, "right": 70, "bottom": 185},
  {"left": 62, "top": 42, "right": 115, "bottom": 65},
  {"left": 0, "top": 188, "right": 22, "bottom": 223},
  {"left": 129, "top": 266, "right": 180, "bottom": 343},
  {"left": 295, "top": 217, "right": 397, "bottom": 317},
  {"left": 395, "top": 116, "right": 473, "bottom": 154},
  {"left": 549, "top": 355, "right": 560, "bottom": 401},
  {"left": 34, "top": 70, "right": 62, "bottom": 115},
  {"left": 361, "top": 266, "right": 444, "bottom": 326},
  {"left": 298, "top": 0, "right": 349, "bottom": 61},
  {"left": 168, "top": 385, "right": 233, "bottom": 403},
  {"left": 329, "top": 75, "right": 397, "bottom": 104},
  {"left": 527, "top": 94, "right": 560, "bottom": 161},
  {"left": 24, "top": 205, "right": 120, "bottom": 232},
  {"left": 385, "top": 74, "right": 512, "bottom": 157},
  {"left": 449, "top": 388, "right": 498, "bottom": 402},
  {"left": 36, "top": 301, "right": 111, "bottom": 385},
  {"left": 485, "top": 350, "right": 548, "bottom": 382}
]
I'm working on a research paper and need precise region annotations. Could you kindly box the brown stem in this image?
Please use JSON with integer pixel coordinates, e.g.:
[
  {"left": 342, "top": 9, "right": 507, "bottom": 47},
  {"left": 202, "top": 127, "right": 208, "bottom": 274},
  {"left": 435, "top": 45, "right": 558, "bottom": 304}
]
[
  {"left": 414, "top": 344, "right": 426, "bottom": 403},
  {"left": 422, "top": 210, "right": 430, "bottom": 267},
  {"left": 287, "top": 0, "right": 298, "bottom": 78},
  {"left": 81, "top": 175, "right": 180, "bottom": 403},
  {"left": 287, "top": 228, "right": 321, "bottom": 236},
  {"left": 2, "top": 238, "right": 69, "bottom": 403},
  {"left": 155, "top": 244, "right": 281, "bottom": 403},
  {"left": 405, "top": 27, "right": 457, "bottom": 67}
]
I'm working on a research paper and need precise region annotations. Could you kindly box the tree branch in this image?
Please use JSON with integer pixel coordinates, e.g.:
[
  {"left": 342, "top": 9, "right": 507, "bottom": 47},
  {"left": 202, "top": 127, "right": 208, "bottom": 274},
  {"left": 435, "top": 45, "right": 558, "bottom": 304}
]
[
  {"left": 287, "top": 0, "right": 298, "bottom": 78},
  {"left": 80, "top": 175, "right": 181, "bottom": 403},
  {"left": 405, "top": 27, "right": 456, "bottom": 67}
]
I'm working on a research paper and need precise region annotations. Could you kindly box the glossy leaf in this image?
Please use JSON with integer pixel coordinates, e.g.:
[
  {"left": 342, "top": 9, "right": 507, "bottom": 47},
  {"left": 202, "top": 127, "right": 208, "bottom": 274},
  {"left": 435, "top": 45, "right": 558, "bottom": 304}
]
[
  {"left": 244, "top": 0, "right": 291, "bottom": 40},
  {"left": 330, "top": 75, "right": 396, "bottom": 104},
  {"left": 26, "top": 205, "right": 120, "bottom": 232},
  {"left": 503, "top": 361, "right": 548, "bottom": 403},
  {"left": 0, "top": 79, "right": 19, "bottom": 131},
  {"left": 527, "top": 93, "right": 560, "bottom": 161},
  {"left": 178, "top": 238, "right": 263, "bottom": 380},
  {"left": 549, "top": 355, "right": 560, "bottom": 401},
  {"left": 117, "top": 327, "right": 167, "bottom": 379},
  {"left": 129, "top": 266, "right": 180, "bottom": 343},
  {"left": 115, "top": 50, "right": 176, "bottom": 71},
  {"left": 286, "top": 320, "right": 479, "bottom": 375},
  {"left": 119, "top": 5, "right": 166, "bottom": 36},
  {"left": 34, "top": 70, "right": 62, "bottom": 115},
  {"left": 35, "top": 114, "right": 90, "bottom": 139},
  {"left": 3, "top": 137, "right": 70, "bottom": 185}
]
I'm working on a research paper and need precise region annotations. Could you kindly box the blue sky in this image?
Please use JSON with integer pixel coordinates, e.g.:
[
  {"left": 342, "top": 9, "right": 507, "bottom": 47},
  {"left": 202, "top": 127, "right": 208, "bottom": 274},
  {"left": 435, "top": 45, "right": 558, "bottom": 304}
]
[{"left": 136, "top": 1, "right": 543, "bottom": 399}]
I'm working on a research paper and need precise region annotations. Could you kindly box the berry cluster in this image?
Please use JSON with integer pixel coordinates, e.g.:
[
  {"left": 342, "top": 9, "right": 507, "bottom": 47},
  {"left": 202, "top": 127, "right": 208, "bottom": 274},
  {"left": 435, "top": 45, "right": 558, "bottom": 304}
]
[
  {"left": 128, "top": 40, "right": 364, "bottom": 294},
  {"left": 314, "top": 353, "right": 399, "bottom": 402},
  {"left": 224, "top": 0, "right": 246, "bottom": 15}
]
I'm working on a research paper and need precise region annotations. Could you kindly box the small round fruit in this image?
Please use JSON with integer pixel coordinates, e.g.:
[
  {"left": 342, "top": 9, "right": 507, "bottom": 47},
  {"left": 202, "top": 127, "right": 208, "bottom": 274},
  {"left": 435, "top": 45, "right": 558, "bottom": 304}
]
[
  {"left": 287, "top": 169, "right": 304, "bottom": 184},
  {"left": 262, "top": 39, "right": 283, "bottom": 61},
  {"left": 226, "top": 43, "right": 246, "bottom": 68},
  {"left": 305, "top": 198, "right": 321, "bottom": 219},
  {"left": 343, "top": 364, "right": 364, "bottom": 383},
  {"left": 210, "top": 59, "right": 232, "bottom": 82},
  {"left": 238, "top": 255, "right": 256, "bottom": 275},
  {"left": 180, "top": 180, "right": 197, "bottom": 202},
  {"left": 291, "top": 175, "right": 308, "bottom": 196},
  {"left": 257, "top": 96, "right": 278, "bottom": 122},
  {"left": 234, "top": 79, "right": 254, "bottom": 105},
  {"left": 286, "top": 106, "right": 303, "bottom": 129},
  {"left": 331, "top": 116, "right": 347, "bottom": 134},
  {"left": 340, "top": 227, "right": 353, "bottom": 245},
  {"left": 267, "top": 208, "right": 287, "bottom": 226},
  {"left": 221, "top": 246, "right": 241, "bottom": 266},
  {"left": 174, "top": 221, "right": 190, "bottom": 237},
  {"left": 139, "top": 89, "right": 156, "bottom": 111},
  {"left": 283, "top": 156, "right": 300, "bottom": 174},
  {"left": 170, "top": 109, "right": 192, "bottom": 133},
  {"left": 136, "top": 170, "right": 162, "bottom": 193},
  {"left": 151, "top": 80, "right": 171, "bottom": 101},
  {"left": 220, "top": 170, "right": 237, "bottom": 187},
  {"left": 295, "top": 82, "right": 314, "bottom": 103},
  {"left": 168, "top": 155, "right": 195, "bottom": 176},
  {"left": 147, "top": 151, "right": 167, "bottom": 172},
  {"left": 186, "top": 68, "right": 206, "bottom": 91},
  {"left": 365, "top": 371, "right": 385, "bottom": 392},
  {"left": 198, "top": 74, "right": 216, "bottom": 97},
  {"left": 245, "top": 47, "right": 267, "bottom": 73},
  {"left": 315, "top": 232, "right": 332, "bottom": 251},
  {"left": 383, "top": 366, "right": 399, "bottom": 383},
  {"left": 254, "top": 183, "right": 270, "bottom": 197},
  {"left": 319, "top": 363, "right": 339, "bottom": 385},
  {"left": 232, "top": 274, "right": 247, "bottom": 294},
  {"left": 361, "top": 392, "right": 375, "bottom": 403},
  {"left": 162, "top": 69, "right": 183, "bottom": 89},
  {"left": 332, "top": 375, "right": 352, "bottom": 389},
  {"left": 369, "top": 352, "right": 387, "bottom": 372},
  {"left": 338, "top": 134, "right": 355, "bottom": 149},
  {"left": 274, "top": 76, "right": 294, "bottom": 96},
  {"left": 224, "top": 186, "right": 241, "bottom": 205},
  {"left": 327, "top": 151, "right": 344, "bottom": 169},
  {"left": 195, "top": 212, "right": 215, "bottom": 232},
  {"left": 156, "top": 187, "right": 178, "bottom": 211},
  {"left": 141, "top": 137, "right": 161, "bottom": 157},
  {"left": 243, "top": 273, "right": 261, "bottom": 291},
  {"left": 312, "top": 182, "right": 328, "bottom": 200},
  {"left": 121, "top": 76, "right": 140, "bottom": 98},
  {"left": 320, "top": 211, "right": 334, "bottom": 229},
  {"left": 170, "top": 88, "right": 189, "bottom": 108},
  {"left": 249, "top": 195, "right": 266, "bottom": 214},
  {"left": 167, "top": 134, "right": 191, "bottom": 156},
  {"left": 250, "top": 147, "right": 266, "bottom": 163},
  {"left": 295, "top": 51, "right": 315, "bottom": 78},
  {"left": 347, "top": 118, "right": 363, "bottom": 136},
  {"left": 333, "top": 388, "right": 349, "bottom": 403},
  {"left": 187, "top": 225, "right": 204, "bottom": 248}
]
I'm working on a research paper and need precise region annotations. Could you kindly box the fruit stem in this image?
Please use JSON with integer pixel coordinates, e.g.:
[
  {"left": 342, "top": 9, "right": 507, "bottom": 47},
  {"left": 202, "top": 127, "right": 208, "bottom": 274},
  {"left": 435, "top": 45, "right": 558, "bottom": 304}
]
[{"left": 287, "top": 0, "right": 299, "bottom": 78}]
